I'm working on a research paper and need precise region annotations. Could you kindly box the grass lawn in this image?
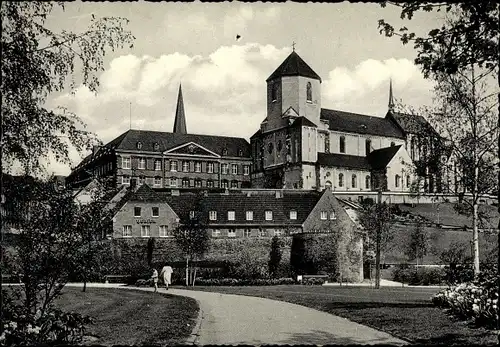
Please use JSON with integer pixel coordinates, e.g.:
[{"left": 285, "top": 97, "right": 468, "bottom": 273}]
[
  {"left": 179, "top": 285, "right": 498, "bottom": 345},
  {"left": 54, "top": 287, "right": 198, "bottom": 345}
]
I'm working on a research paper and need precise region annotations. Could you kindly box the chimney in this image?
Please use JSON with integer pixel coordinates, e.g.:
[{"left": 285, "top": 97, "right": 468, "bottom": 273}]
[{"left": 223, "top": 188, "right": 229, "bottom": 195}]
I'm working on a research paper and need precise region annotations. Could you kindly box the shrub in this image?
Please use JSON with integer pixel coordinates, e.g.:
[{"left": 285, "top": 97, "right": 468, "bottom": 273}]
[
  {"left": 302, "top": 277, "right": 325, "bottom": 285},
  {"left": 392, "top": 265, "right": 445, "bottom": 285},
  {"left": 194, "top": 277, "right": 295, "bottom": 286}
]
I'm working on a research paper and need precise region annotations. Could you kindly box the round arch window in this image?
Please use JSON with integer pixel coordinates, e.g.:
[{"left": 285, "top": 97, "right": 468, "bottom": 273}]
[{"left": 268, "top": 142, "right": 274, "bottom": 154}]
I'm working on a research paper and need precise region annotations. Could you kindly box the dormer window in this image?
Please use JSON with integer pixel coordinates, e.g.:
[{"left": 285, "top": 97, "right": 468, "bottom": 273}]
[
  {"left": 137, "top": 142, "right": 143, "bottom": 150},
  {"left": 238, "top": 149, "right": 243, "bottom": 157},
  {"left": 153, "top": 142, "right": 159, "bottom": 151},
  {"left": 306, "top": 82, "right": 312, "bottom": 102},
  {"left": 222, "top": 148, "right": 228, "bottom": 156}
]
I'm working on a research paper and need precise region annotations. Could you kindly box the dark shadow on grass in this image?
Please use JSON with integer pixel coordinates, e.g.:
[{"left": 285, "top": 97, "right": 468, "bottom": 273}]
[
  {"left": 414, "top": 331, "right": 497, "bottom": 345},
  {"left": 325, "top": 301, "right": 434, "bottom": 310},
  {"left": 254, "top": 329, "right": 405, "bottom": 346}
]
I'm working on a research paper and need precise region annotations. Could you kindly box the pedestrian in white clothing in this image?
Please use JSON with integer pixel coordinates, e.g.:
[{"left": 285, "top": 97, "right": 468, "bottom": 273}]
[
  {"left": 151, "top": 268, "right": 158, "bottom": 293},
  {"left": 160, "top": 264, "right": 173, "bottom": 290}
]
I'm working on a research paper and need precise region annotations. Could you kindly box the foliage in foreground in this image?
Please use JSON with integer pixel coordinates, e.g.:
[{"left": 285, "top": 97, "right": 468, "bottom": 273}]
[{"left": 433, "top": 267, "right": 499, "bottom": 329}]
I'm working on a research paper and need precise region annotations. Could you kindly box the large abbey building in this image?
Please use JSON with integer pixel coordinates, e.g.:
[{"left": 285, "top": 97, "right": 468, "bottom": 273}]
[{"left": 67, "top": 50, "right": 447, "bottom": 194}]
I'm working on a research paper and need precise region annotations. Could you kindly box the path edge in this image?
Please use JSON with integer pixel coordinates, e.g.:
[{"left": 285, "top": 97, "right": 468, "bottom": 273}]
[{"left": 185, "top": 298, "right": 203, "bottom": 345}]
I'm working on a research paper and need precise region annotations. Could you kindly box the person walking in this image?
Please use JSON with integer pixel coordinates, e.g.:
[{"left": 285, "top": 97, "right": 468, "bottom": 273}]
[
  {"left": 160, "top": 264, "right": 173, "bottom": 290},
  {"left": 151, "top": 268, "right": 158, "bottom": 293}
]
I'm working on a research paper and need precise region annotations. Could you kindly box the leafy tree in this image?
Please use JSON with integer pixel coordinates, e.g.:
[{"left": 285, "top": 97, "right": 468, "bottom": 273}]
[
  {"left": 1, "top": 1, "right": 134, "bottom": 174},
  {"left": 147, "top": 237, "right": 155, "bottom": 266},
  {"left": 359, "top": 194, "right": 394, "bottom": 289},
  {"left": 173, "top": 209, "right": 210, "bottom": 286},
  {"left": 403, "top": 224, "right": 430, "bottom": 267},
  {"left": 378, "top": 2, "right": 499, "bottom": 278},
  {"left": 268, "top": 236, "right": 283, "bottom": 279}
]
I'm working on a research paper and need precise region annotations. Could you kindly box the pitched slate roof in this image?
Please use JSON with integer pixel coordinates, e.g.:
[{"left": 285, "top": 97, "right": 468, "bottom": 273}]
[
  {"left": 148, "top": 189, "right": 325, "bottom": 226},
  {"left": 367, "top": 145, "right": 402, "bottom": 170},
  {"left": 387, "top": 111, "right": 437, "bottom": 136},
  {"left": 103, "top": 129, "right": 251, "bottom": 157},
  {"left": 289, "top": 116, "right": 317, "bottom": 128},
  {"left": 320, "top": 109, "right": 405, "bottom": 139},
  {"left": 317, "top": 153, "right": 371, "bottom": 170},
  {"left": 267, "top": 51, "right": 322, "bottom": 82}
]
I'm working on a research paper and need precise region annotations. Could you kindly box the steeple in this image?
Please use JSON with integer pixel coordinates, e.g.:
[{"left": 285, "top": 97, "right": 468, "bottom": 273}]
[
  {"left": 388, "top": 78, "right": 395, "bottom": 112},
  {"left": 173, "top": 84, "right": 187, "bottom": 134}
]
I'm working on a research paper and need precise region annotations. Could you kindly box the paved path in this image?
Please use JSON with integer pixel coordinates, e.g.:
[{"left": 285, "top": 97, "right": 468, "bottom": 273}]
[{"left": 66, "top": 284, "right": 408, "bottom": 345}]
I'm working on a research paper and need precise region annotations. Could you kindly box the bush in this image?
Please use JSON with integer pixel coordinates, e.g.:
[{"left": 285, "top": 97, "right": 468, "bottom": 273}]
[
  {"left": 194, "top": 277, "right": 295, "bottom": 286},
  {"left": 302, "top": 277, "right": 326, "bottom": 285},
  {"left": 392, "top": 265, "right": 445, "bottom": 285}
]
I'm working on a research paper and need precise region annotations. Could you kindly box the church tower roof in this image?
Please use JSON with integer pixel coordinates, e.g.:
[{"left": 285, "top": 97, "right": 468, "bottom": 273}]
[
  {"left": 266, "top": 51, "right": 322, "bottom": 83},
  {"left": 388, "top": 78, "right": 395, "bottom": 112},
  {"left": 173, "top": 84, "right": 187, "bottom": 134}
]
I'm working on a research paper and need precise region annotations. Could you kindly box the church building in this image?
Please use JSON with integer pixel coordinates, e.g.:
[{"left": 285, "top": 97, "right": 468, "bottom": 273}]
[{"left": 250, "top": 50, "right": 445, "bottom": 193}]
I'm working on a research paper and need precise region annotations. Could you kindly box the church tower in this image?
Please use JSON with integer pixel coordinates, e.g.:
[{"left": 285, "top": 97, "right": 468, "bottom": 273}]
[
  {"left": 173, "top": 84, "right": 187, "bottom": 134},
  {"left": 264, "top": 50, "right": 322, "bottom": 132}
]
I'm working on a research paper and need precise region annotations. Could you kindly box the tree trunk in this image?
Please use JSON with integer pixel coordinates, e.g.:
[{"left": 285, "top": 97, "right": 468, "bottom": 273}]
[
  {"left": 185, "top": 257, "right": 189, "bottom": 286},
  {"left": 472, "top": 200, "right": 480, "bottom": 277},
  {"left": 192, "top": 267, "right": 198, "bottom": 287},
  {"left": 375, "top": 230, "right": 381, "bottom": 289}
]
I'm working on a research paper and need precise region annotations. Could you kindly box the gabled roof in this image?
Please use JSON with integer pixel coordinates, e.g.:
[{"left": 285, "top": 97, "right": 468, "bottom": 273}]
[
  {"left": 367, "top": 145, "right": 402, "bottom": 170},
  {"left": 320, "top": 109, "right": 405, "bottom": 139},
  {"left": 102, "top": 129, "right": 251, "bottom": 158},
  {"left": 386, "top": 111, "right": 437, "bottom": 136},
  {"left": 266, "top": 51, "right": 322, "bottom": 82},
  {"left": 130, "top": 184, "right": 164, "bottom": 202},
  {"left": 317, "top": 153, "right": 371, "bottom": 170}
]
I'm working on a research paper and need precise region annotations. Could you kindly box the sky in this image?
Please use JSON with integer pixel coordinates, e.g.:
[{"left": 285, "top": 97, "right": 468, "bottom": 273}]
[{"left": 41, "top": 1, "right": 445, "bottom": 176}]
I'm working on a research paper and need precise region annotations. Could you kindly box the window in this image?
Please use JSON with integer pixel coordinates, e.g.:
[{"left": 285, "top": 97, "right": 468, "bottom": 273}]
[
  {"left": 207, "top": 180, "right": 214, "bottom": 188},
  {"left": 227, "top": 229, "right": 236, "bottom": 238},
  {"left": 406, "top": 175, "right": 411, "bottom": 188},
  {"left": 259, "top": 228, "right": 267, "bottom": 237},
  {"left": 352, "top": 174, "right": 357, "bottom": 188},
  {"left": 169, "top": 177, "right": 177, "bottom": 187},
  {"left": 306, "top": 82, "right": 312, "bottom": 102},
  {"left": 365, "top": 175, "right": 370, "bottom": 189},
  {"left": 137, "top": 142, "right": 143, "bottom": 150},
  {"left": 265, "top": 210, "right": 273, "bottom": 221},
  {"left": 154, "top": 160, "right": 162, "bottom": 171},
  {"left": 207, "top": 162, "right": 214, "bottom": 173},
  {"left": 182, "top": 161, "right": 189, "bottom": 172},
  {"left": 221, "top": 180, "right": 229, "bottom": 189},
  {"left": 243, "top": 165, "right": 250, "bottom": 175},
  {"left": 122, "top": 225, "right": 132, "bottom": 237},
  {"left": 271, "top": 83, "right": 278, "bottom": 101},
  {"left": 122, "top": 175, "right": 131, "bottom": 185},
  {"left": 212, "top": 229, "right": 221, "bottom": 237},
  {"left": 277, "top": 140, "right": 283, "bottom": 153},
  {"left": 152, "top": 207, "right": 159, "bottom": 217},
  {"left": 365, "top": 139, "right": 372, "bottom": 155},
  {"left": 324, "top": 136, "right": 330, "bottom": 153},
  {"left": 138, "top": 176, "right": 145, "bottom": 185},
  {"left": 195, "top": 179, "right": 202, "bottom": 188},
  {"left": 246, "top": 211, "right": 253, "bottom": 221},
  {"left": 340, "top": 136, "right": 346, "bottom": 153},
  {"left": 134, "top": 207, "right": 141, "bottom": 217},
  {"left": 395, "top": 175, "right": 401, "bottom": 188},
  {"left": 268, "top": 142, "right": 274, "bottom": 154},
  {"left": 231, "top": 180, "right": 238, "bottom": 189},
  {"left": 141, "top": 225, "right": 150, "bottom": 237},
  {"left": 154, "top": 143, "right": 160, "bottom": 151},
  {"left": 238, "top": 149, "right": 243, "bottom": 157},
  {"left": 182, "top": 178, "right": 189, "bottom": 188},
  {"left": 325, "top": 180, "right": 332, "bottom": 189},
  {"left": 170, "top": 160, "right": 177, "bottom": 172},
  {"left": 320, "top": 211, "right": 327, "bottom": 220},
  {"left": 391, "top": 141, "right": 395, "bottom": 147},
  {"left": 209, "top": 211, "right": 217, "bottom": 221},
  {"left": 231, "top": 164, "right": 238, "bottom": 175},
  {"left": 274, "top": 229, "right": 284, "bottom": 237},
  {"left": 195, "top": 162, "right": 201, "bottom": 173},
  {"left": 338, "top": 173, "right": 344, "bottom": 187},
  {"left": 189, "top": 211, "right": 195, "bottom": 219},
  {"left": 221, "top": 164, "right": 229, "bottom": 175},
  {"left": 228, "top": 211, "right": 235, "bottom": 221},
  {"left": 154, "top": 177, "right": 162, "bottom": 187},
  {"left": 244, "top": 229, "right": 251, "bottom": 238},
  {"left": 159, "top": 225, "right": 171, "bottom": 238},
  {"left": 290, "top": 210, "right": 297, "bottom": 220},
  {"left": 122, "top": 157, "right": 131, "bottom": 169},
  {"left": 138, "top": 158, "right": 146, "bottom": 169},
  {"left": 222, "top": 148, "right": 228, "bottom": 156}
]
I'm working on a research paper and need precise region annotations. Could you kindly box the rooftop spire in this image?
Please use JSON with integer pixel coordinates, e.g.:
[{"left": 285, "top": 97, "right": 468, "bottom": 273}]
[
  {"left": 173, "top": 84, "right": 187, "bottom": 134},
  {"left": 388, "top": 78, "right": 395, "bottom": 112}
]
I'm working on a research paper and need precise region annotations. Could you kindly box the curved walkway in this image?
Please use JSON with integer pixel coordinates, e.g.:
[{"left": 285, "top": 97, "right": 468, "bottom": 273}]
[{"left": 66, "top": 283, "right": 407, "bottom": 345}]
